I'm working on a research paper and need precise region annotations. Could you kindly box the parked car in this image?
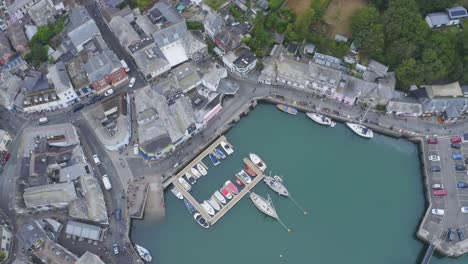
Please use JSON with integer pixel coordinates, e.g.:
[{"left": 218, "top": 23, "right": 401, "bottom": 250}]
[
  {"left": 431, "top": 184, "right": 445, "bottom": 190},
  {"left": 430, "top": 165, "right": 441, "bottom": 172},
  {"left": 451, "top": 137, "right": 462, "bottom": 143},
  {"left": 104, "top": 88, "right": 114, "bottom": 96},
  {"left": 453, "top": 154, "right": 464, "bottom": 160},
  {"left": 431, "top": 209, "right": 445, "bottom": 216},
  {"left": 92, "top": 154, "right": 101, "bottom": 166},
  {"left": 72, "top": 104, "right": 85, "bottom": 112},
  {"left": 465, "top": 158, "right": 468, "bottom": 165},
  {"left": 451, "top": 143, "right": 461, "bottom": 149},
  {"left": 87, "top": 96, "right": 102, "bottom": 105},
  {"left": 428, "top": 155, "right": 440, "bottom": 161},
  {"left": 458, "top": 228, "right": 465, "bottom": 241},
  {"left": 456, "top": 165, "right": 466, "bottom": 171},
  {"left": 129, "top": 77, "right": 136, "bottom": 88},
  {"left": 461, "top": 207, "right": 468, "bottom": 213},
  {"left": 37, "top": 117, "right": 48, "bottom": 125},
  {"left": 448, "top": 229, "right": 455, "bottom": 241},
  {"left": 113, "top": 244, "right": 119, "bottom": 255},
  {"left": 458, "top": 182, "right": 468, "bottom": 188},
  {"left": 428, "top": 138, "right": 438, "bottom": 144},
  {"left": 114, "top": 208, "right": 122, "bottom": 221},
  {"left": 433, "top": 189, "right": 447, "bottom": 196},
  {"left": 133, "top": 144, "right": 139, "bottom": 155}
]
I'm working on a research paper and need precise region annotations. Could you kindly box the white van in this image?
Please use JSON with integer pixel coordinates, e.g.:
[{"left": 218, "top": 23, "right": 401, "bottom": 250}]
[
  {"left": 102, "top": 174, "right": 112, "bottom": 190},
  {"left": 120, "top": 60, "right": 130, "bottom": 72},
  {"left": 92, "top": 154, "right": 101, "bottom": 165},
  {"left": 37, "top": 117, "right": 48, "bottom": 125}
]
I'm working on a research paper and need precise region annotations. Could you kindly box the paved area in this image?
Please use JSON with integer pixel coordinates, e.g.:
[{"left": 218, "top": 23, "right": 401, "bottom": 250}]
[{"left": 127, "top": 183, "right": 149, "bottom": 219}]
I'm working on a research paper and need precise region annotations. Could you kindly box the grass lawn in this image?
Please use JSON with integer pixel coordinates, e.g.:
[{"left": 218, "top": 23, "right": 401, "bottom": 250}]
[
  {"left": 206, "top": 0, "right": 226, "bottom": 10},
  {"left": 286, "top": 0, "right": 312, "bottom": 15},
  {"left": 323, "top": 0, "right": 367, "bottom": 37}
]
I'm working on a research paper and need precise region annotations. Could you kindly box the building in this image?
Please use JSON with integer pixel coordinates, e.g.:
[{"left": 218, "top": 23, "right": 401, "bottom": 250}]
[
  {"left": 68, "top": 19, "right": 100, "bottom": 52},
  {"left": 202, "top": 63, "right": 227, "bottom": 91},
  {"left": 0, "top": 226, "right": 12, "bottom": 259},
  {"left": 0, "top": 72, "right": 22, "bottom": 110},
  {"left": 214, "top": 28, "right": 241, "bottom": 52},
  {"left": 6, "top": 0, "right": 41, "bottom": 23},
  {"left": 27, "top": 0, "right": 55, "bottom": 26},
  {"left": 0, "top": 129, "right": 12, "bottom": 152},
  {"left": 386, "top": 98, "right": 423, "bottom": 116},
  {"left": 223, "top": 49, "right": 257, "bottom": 76},
  {"left": 132, "top": 44, "right": 171, "bottom": 81},
  {"left": 75, "top": 251, "right": 105, "bottom": 264},
  {"left": 48, "top": 61, "right": 79, "bottom": 106},
  {"left": 425, "top": 6, "right": 468, "bottom": 28},
  {"left": 204, "top": 12, "right": 223, "bottom": 39},
  {"left": 7, "top": 23, "right": 28, "bottom": 53},
  {"left": 172, "top": 62, "right": 202, "bottom": 92},
  {"left": 64, "top": 220, "right": 102, "bottom": 241},
  {"left": 84, "top": 50, "right": 127, "bottom": 93},
  {"left": 0, "top": 32, "right": 13, "bottom": 65},
  {"left": 424, "top": 82, "right": 463, "bottom": 98},
  {"left": 23, "top": 182, "right": 78, "bottom": 209}
]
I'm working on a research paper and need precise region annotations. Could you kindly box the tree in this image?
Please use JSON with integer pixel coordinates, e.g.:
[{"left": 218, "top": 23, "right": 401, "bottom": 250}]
[
  {"left": 369, "top": 0, "right": 389, "bottom": 11},
  {"left": 0, "top": 252, "right": 6, "bottom": 262},
  {"left": 245, "top": 12, "right": 274, "bottom": 57},
  {"left": 286, "top": 8, "right": 315, "bottom": 42},
  {"left": 25, "top": 43, "right": 48, "bottom": 67},
  {"left": 396, "top": 58, "right": 424, "bottom": 90},
  {"left": 421, "top": 32, "right": 457, "bottom": 83},
  {"left": 350, "top": 7, "right": 384, "bottom": 57},
  {"left": 416, "top": 0, "right": 457, "bottom": 14}
]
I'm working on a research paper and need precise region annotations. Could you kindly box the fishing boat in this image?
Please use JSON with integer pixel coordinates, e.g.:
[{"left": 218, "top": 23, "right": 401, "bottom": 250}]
[
  {"left": 249, "top": 192, "right": 278, "bottom": 219},
  {"left": 170, "top": 186, "right": 183, "bottom": 200},
  {"left": 178, "top": 177, "right": 191, "bottom": 191},
  {"left": 244, "top": 165, "right": 257, "bottom": 177},
  {"left": 306, "top": 113, "right": 336, "bottom": 127},
  {"left": 346, "top": 122, "right": 374, "bottom": 139},
  {"left": 185, "top": 172, "right": 196, "bottom": 184},
  {"left": 193, "top": 212, "right": 210, "bottom": 229},
  {"left": 276, "top": 104, "right": 298, "bottom": 115},
  {"left": 214, "top": 191, "right": 227, "bottom": 204},
  {"left": 220, "top": 141, "right": 234, "bottom": 155},
  {"left": 237, "top": 170, "right": 252, "bottom": 184},
  {"left": 135, "top": 245, "right": 152, "bottom": 262},
  {"left": 184, "top": 198, "right": 196, "bottom": 214},
  {"left": 225, "top": 180, "right": 239, "bottom": 195},
  {"left": 201, "top": 200, "right": 216, "bottom": 216},
  {"left": 209, "top": 153, "right": 220, "bottom": 166},
  {"left": 220, "top": 187, "right": 233, "bottom": 200},
  {"left": 190, "top": 167, "right": 202, "bottom": 178},
  {"left": 214, "top": 148, "right": 226, "bottom": 159},
  {"left": 249, "top": 153, "right": 267, "bottom": 172},
  {"left": 208, "top": 196, "right": 221, "bottom": 211},
  {"left": 264, "top": 175, "right": 289, "bottom": 196},
  {"left": 196, "top": 163, "right": 207, "bottom": 176}
]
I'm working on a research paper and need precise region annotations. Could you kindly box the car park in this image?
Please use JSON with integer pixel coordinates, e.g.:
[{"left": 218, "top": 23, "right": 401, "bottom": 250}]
[
  {"left": 430, "top": 165, "right": 441, "bottom": 172},
  {"left": 431, "top": 209, "right": 445, "bottom": 216},
  {"left": 428, "top": 138, "right": 438, "bottom": 144},
  {"left": 451, "top": 143, "right": 461, "bottom": 149},
  {"left": 453, "top": 154, "right": 464, "bottom": 160},
  {"left": 458, "top": 182, "right": 468, "bottom": 188},
  {"left": 113, "top": 244, "right": 119, "bottom": 255},
  {"left": 461, "top": 207, "right": 468, "bottom": 213},
  {"left": 104, "top": 88, "right": 114, "bottom": 96},
  {"left": 433, "top": 189, "right": 447, "bottom": 196},
  {"left": 458, "top": 229, "right": 465, "bottom": 241},
  {"left": 428, "top": 155, "right": 440, "bottom": 161},
  {"left": 92, "top": 154, "right": 101, "bottom": 166},
  {"left": 448, "top": 229, "right": 455, "bottom": 241},
  {"left": 431, "top": 183, "right": 444, "bottom": 190},
  {"left": 456, "top": 165, "right": 466, "bottom": 171},
  {"left": 451, "top": 137, "right": 462, "bottom": 143}
]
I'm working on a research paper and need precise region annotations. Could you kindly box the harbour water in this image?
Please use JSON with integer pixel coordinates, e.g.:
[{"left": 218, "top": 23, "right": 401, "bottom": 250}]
[{"left": 131, "top": 104, "right": 467, "bottom": 263}]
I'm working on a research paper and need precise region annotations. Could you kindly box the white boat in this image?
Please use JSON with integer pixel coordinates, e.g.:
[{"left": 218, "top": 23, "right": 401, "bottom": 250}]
[
  {"left": 346, "top": 122, "right": 374, "bottom": 139},
  {"left": 135, "top": 244, "right": 152, "bottom": 262},
  {"left": 213, "top": 191, "right": 227, "bottom": 205},
  {"left": 208, "top": 196, "right": 221, "bottom": 211},
  {"left": 191, "top": 167, "right": 202, "bottom": 178},
  {"left": 249, "top": 153, "right": 267, "bottom": 172},
  {"left": 196, "top": 163, "right": 207, "bottom": 176},
  {"left": 178, "top": 177, "right": 191, "bottom": 191},
  {"left": 306, "top": 113, "right": 336, "bottom": 127},
  {"left": 185, "top": 172, "right": 197, "bottom": 184},
  {"left": 193, "top": 212, "right": 210, "bottom": 229},
  {"left": 201, "top": 200, "right": 216, "bottom": 216},
  {"left": 220, "top": 141, "right": 234, "bottom": 155},
  {"left": 249, "top": 192, "right": 278, "bottom": 219},
  {"left": 237, "top": 170, "right": 252, "bottom": 184},
  {"left": 264, "top": 176, "right": 289, "bottom": 196},
  {"left": 170, "top": 186, "right": 183, "bottom": 199}
]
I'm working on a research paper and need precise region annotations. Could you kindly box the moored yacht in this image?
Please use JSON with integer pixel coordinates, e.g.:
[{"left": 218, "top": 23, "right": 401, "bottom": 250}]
[
  {"left": 178, "top": 177, "right": 191, "bottom": 191},
  {"left": 135, "top": 245, "right": 152, "bottom": 262},
  {"left": 208, "top": 196, "right": 221, "bottom": 211},
  {"left": 264, "top": 175, "right": 289, "bottom": 196},
  {"left": 185, "top": 172, "right": 197, "bottom": 184},
  {"left": 190, "top": 167, "right": 202, "bottom": 178},
  {"left": 215, "top": 148, "right": 226, "bottom": 159},
  {"left": 346, "top": 122, "right": 374, "bottom": 139},
  {"left": 220, "top": 187, "right": 233, "bottom": 200},
  {"left": 201, "top": 200, "right": 216, "bottom": 216},
  {"left": 249, "top": 192, "right": 278, "bottom": 219},
  {"left": 184, "top": 198, "right": 196, "bottom": 214},
  {"left": 214, "top": 191, "right": 227, "bottom": 204},
  {"left": 306, "top": 113, "right": 336, "bottom": 127},
  {"left": 209, "top": 153, "right": 220, "bottom": 166},
  {"left": 220, "top": 141, "right": 234, "bottom": 155},
  {"left": 225, "top": 180, "right": 239, "bottom": 195},
  {"left": 237, "top": 170, "right": 252, "bottom": 184},
  {"left": 249, "top": 153, "right": 267, "bottom": 172},
  {"left": 196, "top": 163, "right": 207, "bottom": 176},
  {"left": 193, "top": 212, "right": 210, "bottom": 229},
  {"left": 170, "top": 186, "right": 183, "bottom": 200}
]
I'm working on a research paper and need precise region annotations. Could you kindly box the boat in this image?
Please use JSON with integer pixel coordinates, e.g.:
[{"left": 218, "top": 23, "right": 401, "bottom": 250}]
[
  {"left": 190, "top": 167, "right": 202, "bottom": 178},
  {"left": 249, "top": 153, "right": 267, "bottom": 172},
  {"left": 184, "top": 198, "right": 196, "bottom": 214},
  {"left": 185, "top": 172, "right": 197, "bottom": 184},
  {"left": 208, "top": 196, "right": 221, "bottom": 211},
  {"left": 276, "top": 104, "right": 298, "bottom": 115},
  {"left": 264, "top": 175, "right": 289, "bottom": 196},
  {"left": 201, "top": 200, "right": 216, "bottom": 216},
  {"left": 220, "top": 187, "right": 233, "bottom": 200},
  {"left": 237, "top": 170, "right": 252, "bottom": 184},
  {"left": 170, "top": 186, "right": 183, "bottom": 200},
  {"left": 306, "top": 113, "right": 336, "bottom": 127},
  {"left": 193, "top": 212, "right": 210, "bottom": 229},
  {"left": 346, "top": 122, "right": 374, "bottom": 139},
  {"left": 135, "top": 245, "right": 152, "bottom": 262},
  {"left": 220, "top": 141, "right": 234, "bottom": 155},
  {"left": 196, "top": 163, "right": 207, "bottom": 176},
  {"left": 214, "top": 191, "right": 227, "bottom": 204},
  {"left": 244, "top": 165, "right": 257, "bottom": 177},
  {"left": 249, "top": 192, "right": 278, "bottom": 219},
  {"left": 235, "top": 178, "right": 244, "bottom": 186},
  {"left": 178, "top": 177, "right": 191, "bottom": 191},
  {"left": 225, "top": 180, "right": 239, "bottom": 195},
  {"left": 214, "top": 148, "right": 226, "bottom": 159},
  {"left": 209, "top": 153, "right": 220, "bottom": 166}
]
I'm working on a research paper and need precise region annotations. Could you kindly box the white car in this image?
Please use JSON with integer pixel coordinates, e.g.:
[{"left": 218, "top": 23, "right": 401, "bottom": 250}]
[
  {"left": 431, "top": 209, "right": 445, "bottom": 216},
  {"left": 431, "top": 183, "right": 444, "bottom": 190},
  {"left": 462, "top": 207, "right": 468, "bottom": 213},
  {"left": 92, "top": 154, "right": 101, "bottom": 166},
  {"left": 129, "top": 77, "right": 136, "bottom": 88},
  {"left": 428, "top": 155, "right": 440, "bottom": 161},
  {"left": 104, "top": 88, "right": 114, "bottom": 96},
  {"left": 133, "top": 144, "right": 139, "bottom": 155}
]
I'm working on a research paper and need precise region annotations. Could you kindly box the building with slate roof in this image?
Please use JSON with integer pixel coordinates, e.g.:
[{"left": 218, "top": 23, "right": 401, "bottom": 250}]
[{"left": 425, "top": 6, "right": 468, "bottom": 28}]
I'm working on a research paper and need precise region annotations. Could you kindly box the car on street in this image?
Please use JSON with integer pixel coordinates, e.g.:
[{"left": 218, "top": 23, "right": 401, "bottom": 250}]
[
  {"left": 453, "top": 154, "right": 464, "bottom": 160},
  {"left": 458, "top": 228, "right": 465, "bottom": 241},
  {"left": 448, "top": 229, "right": 455, "bottom": 241},
  {"left": 129, "top": 77, "right": 136, "bottom": 88},
  {"left": 458, "top": 182, "right": 468, "bottom": 188},
  {"left": 456, "top": 165, "right": 466, "bottom": 171},
  {"left": 465, "top": 158, "right": 468, "bottom": 164},
  {"left": 451, "top": 137, "right": 462, "bottom": 143},
  {"left": 104, "top": 88, "right": 114, "bottom": 96},
  {"left": 461, "top": 207, "right": 468, "bottom": 213},
  {"left": 92, "top": 154, "right": 101, "bottom": 166},
  {"left": 113, "top": 244, "right": 119, "bottom": 255},
  {"left": 433, "top": 189, "right": 447, "bottom": 196},
  {"left": 431, "top": 183, "right": 444, "bottom": 190},
  {"left": 430, "top": 165, "right": 441, "bottom": 172},
  {"left": 451, "top": 143, "right": 461, "bottom": 149},
  {"left": 114, "top": 208, "right": 122, "bottom": 221},
  {"left": 87, "top": 96, "right": 102, "bottom": 105},
  {"left": 72, "top": 104, "right": 85, "bottom": 112},
  {"left": 37, "top": 117, "right": 48, "bottom": 125},
  {"left": 428, "top": 155, "right": 440, "bottom": 161},
  {"left": 428, "top": 138, "right": 438, "bottom": 144},
  {"left": 134, "top": 144, "right": 139, "bottom": 155},
  {"left": 431, "top": 209, "right": 445, "bottom": 216}
]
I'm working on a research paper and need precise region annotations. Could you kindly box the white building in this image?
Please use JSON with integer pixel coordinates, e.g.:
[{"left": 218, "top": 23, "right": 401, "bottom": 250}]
[
  {"left": 0, "top": 226, "right": 12, "bottom": 259},
  {"left": 48, "top": 61, "right": 79, "bottom": 106}
]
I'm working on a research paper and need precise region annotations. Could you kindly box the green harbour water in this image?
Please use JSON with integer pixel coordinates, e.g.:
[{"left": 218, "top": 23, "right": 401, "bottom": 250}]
[{"left": 131, "top": 104, "right": 468, "bottom": 264}]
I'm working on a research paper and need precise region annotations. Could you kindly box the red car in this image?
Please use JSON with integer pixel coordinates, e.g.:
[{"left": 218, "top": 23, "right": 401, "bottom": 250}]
[
  {"left": 433, "top": 189, "right": 447, "bottom": 196},
  {"left": 428, "top": 138, "right": 438, "bottom": 144},
  {"left": 451, "top": 137, "right": 462, "bottom": 143}
]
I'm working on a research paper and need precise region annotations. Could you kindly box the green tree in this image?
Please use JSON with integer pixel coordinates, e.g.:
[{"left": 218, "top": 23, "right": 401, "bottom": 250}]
[
  {"left": 421, "top": 33, "right": 457, "bottom": 83},
  {"left": 415, "top": 0, "right": 457, "bottom": 14},
  {"left": 25, "top": 43, "right": 48, "bottom": 67},
  {"left": 245, "top": 12, "right": 274, "bottom": 57},
  {"left": 396, "top": 58, "right": 424, "bottom": 90},
  {"left": 286, "top": 8, "right": 315, "bottom": 42},
  {"left": 0, "top": 252, "right": 6, "bottom": 262},
  {"left": 351, "top": 7, "right": 384, "bottom": 57},
  {"left": 369, "top": 0, "right": 389, "bottom": 11}
]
